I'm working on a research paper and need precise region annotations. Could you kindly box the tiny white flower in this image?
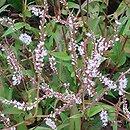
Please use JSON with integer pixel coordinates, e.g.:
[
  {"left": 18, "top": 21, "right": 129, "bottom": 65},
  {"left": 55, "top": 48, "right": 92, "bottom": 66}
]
[
  {"left": 75, "top": 96, "right": 82, "bottom": 104},
  {"left": 118, "top": 75, "right": 127, "bottom": 95},
  {"left": 45, "top": 118, "right": 57, "bottom": 130},
  {"left": 63, "top": 83, "right": 70, "bottom": 88},
  {"left": 78, "top": 46, "right": 84, "bottom": 55},
  {"left": 100, "top": 110, "right": 108, "bottom": 126},
  {"left": 10, "top": 127, "right": 16, "bottom": 130},
  {"left": 19, "top": 33, "right": 32, "bottom": 45},
  {"left": 115, "top": 20, "right": 121, "bottom": 25},
  {"left": 115, "top": 37, "right": 119, "bottom": 42},
  {"left": 12, "top": 73, "right": 22, "bottom": 86},
  {"left": 86, "top": 32, "right": 92, "bottom": 37}
]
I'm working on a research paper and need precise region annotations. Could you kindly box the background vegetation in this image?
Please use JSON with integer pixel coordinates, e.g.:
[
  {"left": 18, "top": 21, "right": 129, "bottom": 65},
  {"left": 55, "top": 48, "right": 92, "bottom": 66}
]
[{"left": 0, "top": 0, "right": 130, "bottom": 130}]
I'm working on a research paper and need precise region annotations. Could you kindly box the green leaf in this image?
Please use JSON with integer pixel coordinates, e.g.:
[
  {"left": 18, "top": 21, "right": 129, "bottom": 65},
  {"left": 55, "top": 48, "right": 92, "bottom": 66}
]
[
  {"left": 0, "top": 4, "right": 10, "bottom": 13},
  {"left": 2, "top": 107, "right": 24, "bottom": 114},
  {"left": 25, "top": 23, "right": 32, "bottom": 30},
  {"left": 123, "top": 19, "right": 130, "bottom": 35},
  {"left": 23, "top": 6, "right": 31, "bottom": 18},
  {"left": 126, "top": 9, "right": 130, "bottom": 17},
  {"left": 58, "top": 123, "right": 69, "bottom": 130},
  {"left": 30, "top": 127, "right": 52, "bottom": 130},
  {"left": 69, "top": 104, "right": 81, "bottom": 130},
  {"left": 1, "top": 85, "right": 13, "bottom": 100},
  {"left": 7, "top": 0, "right": 22, "bottom": 11},
  {"left": 89, "top": 3, "right": 99, "bottom": 18},
  {"left": 2, "top": 22, "right": 26, "bottom": 37},
  {"left": 26, "top": 70, "right": 35, "bottom": 77},
  {"left": 107, "top": 91, "right": 116, "bottom": 98},
  {"left": 113, "top": 122, "right": 117, "bottom": 130},
  {"left": 31, "top": 27, "right": 39, "bottom": 38},
  {"left": 98, "top": 102, "right": 115, "bottom": 112},
  {"left": 46, "top": 36, "right": 54, "bottom": 49},
  {"left": 68, "top": 2, "right": 79, "bottom": 9},
  {"left": 70, "top": 113, "right": 82, "bottom": 119},
  {"left": 87, "top": 105, "right": 102, "bottom": 118},
  {"left": 110, "top": 42, "right": 126, "bottom": 67},
  {"left": 60, "top": 112, "right": 69, "bottom": 122},
  {"left": 0, "top": 0, "right": 6, "bottom": 7},
  {"left": 17, "top": 124, "right": 27, "bottom": 130},
  {"left": 116, "top": 1, "right": 127, "bottom": 16},
  {"left": 51, "top": 52, "right": 71, "bottom": 61},
  {"left": 124, "top": 40, "right": 130, "bottom": 58},
  {"left": 118, "top": 16, "right": 128, "bottom": 35}
]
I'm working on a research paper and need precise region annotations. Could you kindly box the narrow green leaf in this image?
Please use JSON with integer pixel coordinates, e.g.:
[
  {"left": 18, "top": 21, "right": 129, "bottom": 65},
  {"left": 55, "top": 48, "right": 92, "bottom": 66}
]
[
  {"left": 113, "top": 121, "right": 117, "bottom": 130},
  {"left": 98, "top": 102, "right": 115, "bottom": 112},
  {"left": 69, "top": 104, "right": 81, "bottom": 130},
  {"left": 51, "top": 52, "right": 71, "bottom": 61},
  {"left": 0, "top": 0, "right": 5, "bottom": 7},
  {"left": 70, "top": 113, "right": 82, "bottom": 119},
  {"left": 2, "top": 107, "right": 24, "bottom": 114},
  {"left": 30, "top": 127, "right": 52, "bottom": 130},
  {"left": 58, "top": 123, "right": 69, "bottom": 130},
  {"left": 68, "top": 2, "right": 79, "bottom": 9},
  {"left": 2, "top": 22, "right": 26, "bottom": 37},
  {"left": 26, "top": 70, "right": 35, "bottom": 77},
  {"left": 87, "top": 105, "right": 102, "bottom": 118},
  {"left": 123, "top": 19, "right": 130, "bottom": 35},
  {"left": 60, "top": 112, "right": 69, "bottom": 122},
  {"left": 116, "top": 1, "right": 127, "bottom": 16},
  {"left": 110, "top": 42, "right": 126, "bottom": 67},
  {"left": 7, "top": 0, "right": 22, "bottom": 11},
  {"left": 17, "top": 124, "right": 27, "bottom": 130},
  {"left": 0, "top": 4, "right": 10, "bottom": 13}
]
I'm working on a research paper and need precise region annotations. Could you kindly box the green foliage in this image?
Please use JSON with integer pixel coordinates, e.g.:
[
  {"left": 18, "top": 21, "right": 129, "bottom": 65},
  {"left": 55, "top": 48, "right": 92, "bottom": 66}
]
[
  {"left": 0, "top": 0, "right": 130, "bottom": 130},
  {"left": 0, "top": 0, "right": 6, "bottom": 7},
  {"left": 110, "top": 42, "right": 126, "bottom": 67}
]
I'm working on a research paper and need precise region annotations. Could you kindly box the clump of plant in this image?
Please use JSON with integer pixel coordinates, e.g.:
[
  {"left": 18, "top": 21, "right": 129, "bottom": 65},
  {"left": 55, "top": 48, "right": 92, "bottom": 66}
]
[{"left": 0, "top": 0, "right": 130, "bottom": 130}]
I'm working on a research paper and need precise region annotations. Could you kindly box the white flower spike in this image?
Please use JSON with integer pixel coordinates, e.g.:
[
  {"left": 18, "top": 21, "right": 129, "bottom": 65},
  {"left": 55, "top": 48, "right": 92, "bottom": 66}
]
[{"left": 19, "top": 33, "right": 32, "bottom": 45}]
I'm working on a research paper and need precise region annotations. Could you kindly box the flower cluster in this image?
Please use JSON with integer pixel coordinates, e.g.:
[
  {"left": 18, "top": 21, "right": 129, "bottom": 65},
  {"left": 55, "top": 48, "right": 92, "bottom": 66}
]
[
  {"left": 38, "top": 82, "right": 82, "bottom": 119},
  {"left": 29, "top": 6, "right": 41, "bottom": 17},
  {"left": 6, "top": 51, "right": 23, "bottom": 86},
  {"left": 78, "top": 42, "right": 85, "bottom": 56},
  {"left": 60, "top": 0, "right": 68, "bottom": 9},
  {"left": 82, "top": 35, "right": 115, "bottom": 96},
  {"left": 29, "top": 0, "right": 48, "bottom": 18},
  {"left": 0, "top": 45, "right": 22, "bottom": 86},
  {"left": 30, "top": 1, "right": 48, "bottom": 74},
  {"left": 118, "top": 75, "right": 127, "bottom": 95},
  {"left": 0, "top": 45, "right": 24, "bottom": 86},
  {"left": 1, "top": 98, "right": 42, "bottom": 111},
  {"left": 0, "top": 112, "right": 16, "bottom": 130},
  {"left": 70, "top": 38, "right": 82, "bottom": 82},
  {"left": 49, "top": 103, "right": 71, "bottom": 118},
  {"left": 40, "top": 82, "right": 82, "bottom": 105},
  {"left": 100, "top": 110, "right": 108, "bottom": 126},
  {"left": 123, "top": 96, "right": 130, "bottom": 120},
  {"left": 19, "top": 33, "right": 32, "bottom": 45},
  {"left": 35, "top": 41, "right": 47, "bottom": 73},
  {"left": 49, "top": 56, "right": 58, "bottom": 75},
  {"left": 86, "top": 36, "right": 113, "bottom": 78},
  {"left": 63, "top": 83, "right": 70, "bottom": 89},
  {"left": 45, "top": 118, "right": 57, "bottom": 130},
  {"left": 0, "top": 17, "right": 16, "bottom": 29},
  {"left": 98, "top": 74, "right": 117, "bottom": 90}
]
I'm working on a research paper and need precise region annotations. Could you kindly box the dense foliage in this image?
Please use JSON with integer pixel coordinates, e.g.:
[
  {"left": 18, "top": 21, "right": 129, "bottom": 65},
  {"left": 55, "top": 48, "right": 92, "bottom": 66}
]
[{"left": 0, "top": 0, "right": 130, "bottom": 130}]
